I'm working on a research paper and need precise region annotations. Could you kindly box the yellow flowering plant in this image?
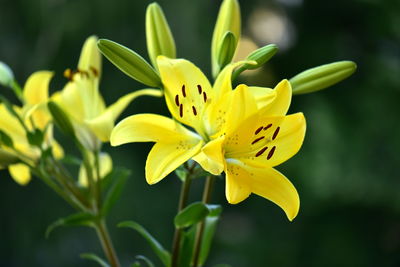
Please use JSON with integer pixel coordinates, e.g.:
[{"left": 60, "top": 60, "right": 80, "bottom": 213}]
[{"left": 1, "top": 0, "right": 357, "bottom": 266}]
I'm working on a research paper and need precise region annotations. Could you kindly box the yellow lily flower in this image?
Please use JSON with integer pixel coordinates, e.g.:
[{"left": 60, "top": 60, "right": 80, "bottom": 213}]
[
  {"left": 0, "top": 71, "right": 63, "bottom": 185},
  {"left": 54, "top": 36, "right": 162, "bottom": 151},
  {"left": 111, "top": 57, "right": 277, "bottom": 182},
  {"left": 201, "top": 81, "right": 306, "bottom": 220}
]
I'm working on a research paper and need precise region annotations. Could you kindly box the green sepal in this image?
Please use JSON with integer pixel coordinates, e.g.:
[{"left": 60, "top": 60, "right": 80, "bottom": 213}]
[
  {"left": 232, "top": 44, "right": 278, "bottom": 80},
  {"left": 174, "top": 202, "right": 209, "bottom": 229},
  {"left": 146, "top": 2, "right": 176, "bottom": 68},
  {"left": 290, "top": 61, "right": 357, "bottom": 95},
  {"left": 118, "top": 221, "right": 171, "bottom": 267},
  {"left": 0, "top": 129, "right": 14, "bottom": 148},
  {"left": 45, "top": 212, "right": 96, "bottom": 238},
  {"left": 27, "top": 129, "right": 44, "bottom": 147},
  {"left": 217, "top": 31, "right": 237, "bottom": 72},
  {"left": 47, "top": 101, "right": 76, "bottom": 139},
  {"left": 97, "top": 39, "right": 162, "bottom": 87},
  {"left": 100, "top": 168, "right": 130, "bottom": 217},
  {"left": 80, "top": 253, "right": 110, "bottom": 267}
]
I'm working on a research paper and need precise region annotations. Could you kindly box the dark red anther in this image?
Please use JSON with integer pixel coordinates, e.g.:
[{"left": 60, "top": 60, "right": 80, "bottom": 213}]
[
  {"left": 272, "top": 127, "right": 280, "bottom": 140},
  {"left": 90, "top": 66, "right": 99, "bottom": 77},
  {"left": 267, "top": 146, "right": 276, "bottom": 160},
  {"left": 197, "top": 84, "right": 202, "bottom": 94},
  {"left": 179, "top": 104, "right": 183, "bottom": 117},
  {"left": 182, "top": 85, "right": 186, "bottom": 97},
  {"left": 255, "top": 126, "right": 263, "bottom": 135},
  {"left": 255, "top": 146, "right": 268, "bottom": 157},
  {"left": 264, "top": 124, "right": 272, "bottom": 131},
  {"left": 192, "top": 106, "right": 197, "bottom": 116},
  {"left": 251, "top": 136, "right": 265, "bottom": 145},
  {"left": 203, "top": 91, "right": 207, "bottom": 102},
  {"left": 175, "top": 95, "right": 180, "bottom": 106}
]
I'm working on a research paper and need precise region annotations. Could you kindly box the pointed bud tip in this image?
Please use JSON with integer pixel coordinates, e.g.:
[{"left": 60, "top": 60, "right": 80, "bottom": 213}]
[{"left": 0, "top": 61, "right": 15, "bottom": 87}]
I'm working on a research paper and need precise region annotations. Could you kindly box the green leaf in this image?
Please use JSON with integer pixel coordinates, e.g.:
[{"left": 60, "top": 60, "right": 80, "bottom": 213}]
[
  {"left": 131, "top": 262, "right": 142, "bottom": 267},
  {"left": 135, "top": 255, "right": 155, "bottom": 267},
  {"left": 0, "top": 129, "right": 14, "bottom": 147},
  {"left": 97, "top": 39, "right": 161, "bottom": 87},
  {"left": 118, "top": 221, "right": 171, "bottom": 267},
  {"left": 198, "top": 206, "right": 222, "bottom": 266},
  {"left": 47, "top": 101, "right": 76, "bottom": 139},
  {"left": 290, "top": 61, "right": 357, "bottom": 95},
  {"left": 80, "top": 253, "right": 110, "bottom": 267},
  {"left": 213, "top": 264, "right": 232, "bottom": 267},
  {"left": 46, "top": 212, "right": 95, "bottom": 238},
  {"left": 61, "top": 154, "right": 82, "bottom": 166},
  {"left": 178, "top": 226, "right": 196, "bottom": 267},
  {"left": 146, "top": 2, "right": 176, "bottom": 68},
  {"left": 101, "top": 168, "right": 130, "bottom": 216},
  {"left": 174, "top": 202, "right": 210, "bottom": 229}
]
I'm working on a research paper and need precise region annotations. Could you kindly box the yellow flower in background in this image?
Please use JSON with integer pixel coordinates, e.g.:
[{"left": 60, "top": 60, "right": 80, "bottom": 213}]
[
  {"left": 111, "top": 57, "right": 283, "bottom": 182},
  {"left": 0, "top": 71, "right": 63, "bottom": 185},
  {"left": 54, "top": 36, "right": 162, "bottom": 151}
]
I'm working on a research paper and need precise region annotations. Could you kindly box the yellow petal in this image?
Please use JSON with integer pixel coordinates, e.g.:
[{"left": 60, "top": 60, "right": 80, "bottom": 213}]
[
  {"left": 78, "top": 36, "right": 102, "bottom": 76},
  {"left": 23, "top": 71, "right": 53, "bottom": 105},
  {"left": 193, "top": 135, "right": 225, "bottom": 175},
  {"left": 0, "top": 104, "right": 27, "bottom": 144},
  {"left": 52, "top": 140, "right": 64, "bottom": 159},
  {"left": 259, "top": 79, "right": 292, "bottom": 116},
  {"left": 227, "top": 113, "right": 306, "bottom": 168},
  {"left": 111, "top": 113, "right": 200, "bottom": 145},
  {"left": 247, "top": 86, "right": 275, "bottom": 109},
  {"left": 146, "top": 139, "right": 204, "bottom": 184},
  {"left": 225, "top": 160, "right": 251, "bottom": 204},
  {"left": 86, "top": 89, "right": 163, "bottom": 142},
  {"left": 226, "top": 159, "right": 299, "bottom": 221},
  {"left": 9, "top": 163, "right": 31, "bottom": 185},
  {"left": 157, "top": 56, "right": 212, "bottom": 134},
  {"left": 79, "top": 152, "right": 112, "bottom": 187}
]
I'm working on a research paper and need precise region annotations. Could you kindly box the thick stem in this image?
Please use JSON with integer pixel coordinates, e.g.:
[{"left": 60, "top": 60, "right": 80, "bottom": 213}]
[
  {"left": 94, "top": 219, "right": 121, "bottom": 267},
  {"left": 192, "top": 175, "right": 216, "bottom": 267},
  {"left": 171, "top": 171, "right": 193, "bottom": 267}
]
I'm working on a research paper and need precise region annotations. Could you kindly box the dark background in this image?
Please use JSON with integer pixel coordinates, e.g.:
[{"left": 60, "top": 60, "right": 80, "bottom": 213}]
[{"left": 1, "top": 0, "right": 399, "bottom": 266}]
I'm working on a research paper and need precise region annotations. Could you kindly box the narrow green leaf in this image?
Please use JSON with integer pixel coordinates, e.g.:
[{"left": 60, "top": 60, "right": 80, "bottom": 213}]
[
  {"left": 46, "top": 212, "right": 95, "bottom": 238},
  {"left": 101, "top": 168, "right": 130, "bottom": 216},
  {"left": 290, "top": 61, "right": 357, "bottom": 95},
  {"left": 146, "top": 2, "right": 176, "bottom": 68},
  {"left": 179, "top": 226, "right": 196, "bottom": 267},
  {"left": 118, "top": 221, "right": 171, "bottom": 266},
  {"left": 135, "top": 255, "right": 155, "bottom": 267},
  {"left": 131, "top": 262, "right": 142, "bottom": 267},
  {"left": 174, "top": 202, "right": 210, "bottom": 229},
  {"left": 80, "top": 253, "right": 110, "bottom": 267},
  {"left": 213, "top": 264, "right": 232, "bottom": 267},
  {"left": 47, "top": 101, "right": 76, "bottom": 139},
  {"left": 97, "top": 39, "right": 161, "bottom": 87},
  {"left": 198, "top": 217, "right": 220, "bottom": 266}
]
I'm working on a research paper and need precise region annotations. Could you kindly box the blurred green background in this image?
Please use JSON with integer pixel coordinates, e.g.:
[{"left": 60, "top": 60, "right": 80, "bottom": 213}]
[{"left": 1, "top": 0, "right": 399, "bottom": 266}]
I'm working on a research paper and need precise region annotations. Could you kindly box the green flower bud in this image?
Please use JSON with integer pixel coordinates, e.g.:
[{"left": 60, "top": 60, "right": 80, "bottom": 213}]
[
  {"left": 0, "top": 61, "right": 14, "bottom": 87},
  {"left": 211, "top": 0, "right": 241, "bottom": 78},
  {"left": 290, "top": 61, "right": 357, "bottom": 95},
  {"left": 146, "top": 2, "right": 176, "bottom": 68},
  {"left": 217, "top": 31, "right": 237, "bottom": 70},
  {"left": 97, "top": 39, "right": 161, "bottom": 88}
]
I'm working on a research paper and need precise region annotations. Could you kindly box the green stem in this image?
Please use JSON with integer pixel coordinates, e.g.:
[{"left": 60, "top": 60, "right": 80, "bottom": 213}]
[
  {"left": 171, "top": 168, "right": 193, "bottom": 267},
  {"left": 94, "top": 219, "right": 121, "bottom": 267},
  {"left": 192, "top": 175, "right": 216, "bottom": 267}
]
